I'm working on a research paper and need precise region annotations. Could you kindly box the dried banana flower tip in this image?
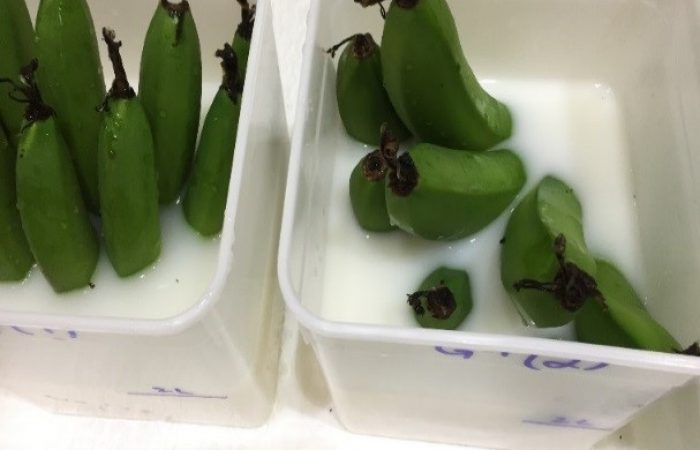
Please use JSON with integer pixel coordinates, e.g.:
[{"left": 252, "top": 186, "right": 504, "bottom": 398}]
[
  {"left": 216, "top": 44, "right": 243, "bottom": 99},
  {"left": 0, "top": 59, "right": 54, "bottom": 123}
]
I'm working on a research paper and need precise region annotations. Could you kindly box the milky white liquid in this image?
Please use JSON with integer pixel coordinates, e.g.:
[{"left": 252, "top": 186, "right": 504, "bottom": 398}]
[
  {"left": 0, "top": 83, "right": 224, "bottom": 321},
  {"left": 319, "top": 80, "right": 645, "bottom": 339}
]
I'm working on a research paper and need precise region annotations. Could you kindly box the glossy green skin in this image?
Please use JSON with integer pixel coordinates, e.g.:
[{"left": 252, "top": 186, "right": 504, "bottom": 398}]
[
  {"left": 0, "top": 0, "right": 35, "bottom": 147},
  {"left": 35, "top": 0, "right": 106, "bottom": 212},
  {"left": 501, "top": 176, "right": 596, "bottom": 328},
  {"left": 575, "top": 260, "right": 681, "bottom": 353},
  {"left": 0, "top": 124, "right": 33, "bottom": 280},
  {"left": 381, "top": 0, "right": 512, "bottom": 151},
  {"left": 16, "top": 117, "right": 99, "bottom": 292},
  {"left": 412, "top": 267, "right": 472, "bottom": 330},
  {"left": 140, "top": 2, "right": 202, "bottom": 204},
  {"left": 232, "top": 33, "right": 250, "bottom": 84},
  {"left": 385, "top": 145, "right": 525, "bottom": 241},
  {"left": 183, "top": 88, "right": 240, "bottom": 237},
  {"left": 98, "top": 98, "right": 161, "bottom": 277},
  {"left": 349, "top": 155, "right": 395, "bottom": 232},
  {"left": 337, "top": 40, "right": 410, "bottom": 146}
]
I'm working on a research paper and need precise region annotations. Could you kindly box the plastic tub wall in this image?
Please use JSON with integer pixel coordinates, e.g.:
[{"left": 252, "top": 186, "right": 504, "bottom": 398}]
[
  {"left": 279, "top": 0, "right": 700, "bottom": 448},
  {"left": 0, "top": 0, "right": 288, "bottom": 427}
]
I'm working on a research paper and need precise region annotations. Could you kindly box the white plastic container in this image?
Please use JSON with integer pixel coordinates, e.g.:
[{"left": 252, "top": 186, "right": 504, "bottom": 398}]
[
  {"left": 278, "top": 0, "right": 700, "bottom": 448},
  {"left": 0, "top": 0, "right": 288, "bottom": 427}
]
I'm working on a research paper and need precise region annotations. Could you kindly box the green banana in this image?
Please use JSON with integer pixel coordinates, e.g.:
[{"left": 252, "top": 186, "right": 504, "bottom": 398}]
[
  {"left": 35, "top": 0, "right": 106, "bottom": 212},
  {"left": 0, "top": 120, "right": 34, "bottom": 281},
  {"left": 381, "top": 0, "right": 512, "bottom": 150},
  {"left": 500, "top": 176, "right": 598, "bottom": 328},
  {"left": 349, "top": 127, "right": 398, "bottom": 232},
  {"left": 385, "top": 144, "right": 525, "bottom": 241},
  {"left": 350, "top": 151, "right": 394, "bottom": 232},
  {"left": 140, "top": 0, "right": 202, "bottom": 204},
  {"left": 0, "top": 0, "right": 35, "bottom": 147},
  {"left": 232, "top": 0, "right": 254, "bottom": 83},
  {"left": 407, "top": 266, "right": 473, "bottom": 330},
  {"left": 182, "top": 44, "right": 243, "bottom": 237},
  {"left": 98, "top": 29, "right": 161, "bottom": 277},
  {"left": 7, "top": 61, "right": 98, "bottom": 292},
  {"left": 575, "top": 260, "right": 682, "bottom": 353},
  {"left": 333, "top": 33, "right": 410, "bottom": 146}
]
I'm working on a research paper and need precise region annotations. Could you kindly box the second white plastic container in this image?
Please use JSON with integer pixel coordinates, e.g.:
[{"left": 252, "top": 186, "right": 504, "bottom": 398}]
[{"left": 279, "top": 0, "right": 700, "bottom": 449}]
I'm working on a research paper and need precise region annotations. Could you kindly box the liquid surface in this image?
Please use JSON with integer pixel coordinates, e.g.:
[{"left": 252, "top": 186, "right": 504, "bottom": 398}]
[
  {"left": 319, "top": 80, "right": 644, "bottom": 338},
  {"left": 0, "top": 83, "right": 223, "bottom": 321}
]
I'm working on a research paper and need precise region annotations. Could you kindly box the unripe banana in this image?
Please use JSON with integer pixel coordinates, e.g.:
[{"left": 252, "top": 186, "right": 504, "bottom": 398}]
[
  {"left": 35, "top": 0, "right": 106, "bottom": 212},
  {"left": 350, "top": 151, "right": 395, "bottom": 232},
  {"left": 98, "top": 29, "right": 161, "bottom": 277},
  {"left": 7, "top": 61, "right": 98, "bottom": 293},
  {"left": 381, "top": 0, "right": 512, "bottom": 150},
  {"left": 334, "top": 33, "right": 410, "bottom": 146},
  {"left": 183, "top": 44, "right": 242, "bottom": 237},
  {"left": 0, "top": 120, "right": 34, "bottom": 281},
  {"left": 407, "top": 266, "right": 473, "bottom": 330},
  {"left": 0, "top": 0, "right": 35, "bottom": 147},
  {"left": 349, "top": 127, "right": 399, "bottom": 232},
  {"left": 575, "top": 260, "right": 681, "bottom": 353},
  {"left": 140, "top": 0, "right": 202, "bottom": 204},
  {"left": 385, "top": 144, "right": 525, "bottom": 241},
  {"left": 232, "top": 0, "right": 254, "bottom": 83},
  {"left": 500, "top": 176, "right": 597, "bottom": 328}
]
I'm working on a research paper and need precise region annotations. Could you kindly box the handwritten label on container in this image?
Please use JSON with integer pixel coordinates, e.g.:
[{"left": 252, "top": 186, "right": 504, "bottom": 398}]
[
  {"left": 0, "top": 326, "right": 78, "bottom": 340},
  {"left": 522, "top": 415, "right": 613, "bottom": 431},
  {"left": 127, "top": 386, "right": 228, "bottom": 400},
  {"left": 434, "top": 346, "right": 609, "bottom": 372}
]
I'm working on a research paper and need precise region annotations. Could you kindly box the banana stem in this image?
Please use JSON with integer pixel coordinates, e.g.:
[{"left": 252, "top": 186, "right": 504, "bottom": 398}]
[
  {"left": 327, "top": 33, "right": 378, "bottom": 59},
  {"left": 379, "top": 124, "right": 399, "bottom": 161},
  {"left": 326, "top": 34, "right": 359, "bottom": 58},
  {"left": 361, "top": 149, "right": 387, "bottom": 182},
  {"left": 388, "top": 153, "right": 418, "bottom": 197},
  {"left": 216, "top": 43, "right": 243, "bottom": 101},
  {"left": 102, "top": 28, "right": 135, "bottom": 101},
  {"left": 513, "top": 234, "right": 606, "bottom": 313},
  {"left": 0, "top": 59, "right": 54, "bottom": 124},
  {"left": 380, "top": 125, "right": 417, "bottom": 196},
  {"left": 236, "top": 0, "right": 255, "bottom": 41}
]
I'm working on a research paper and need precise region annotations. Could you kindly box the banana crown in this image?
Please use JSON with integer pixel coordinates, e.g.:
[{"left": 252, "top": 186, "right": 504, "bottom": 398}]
[{"left": 0, "top": 59, "right": 54, "bottom": 125}]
